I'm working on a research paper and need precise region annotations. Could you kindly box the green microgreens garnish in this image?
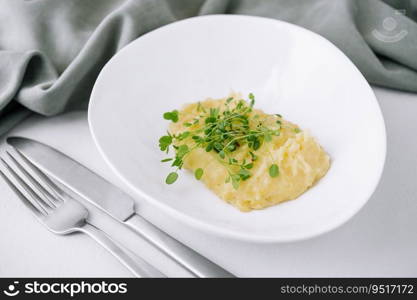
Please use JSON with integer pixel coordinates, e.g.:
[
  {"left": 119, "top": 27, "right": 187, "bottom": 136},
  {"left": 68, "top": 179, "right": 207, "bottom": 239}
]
[
  {"left": 163, "top": 110, "right": 179, "bottom": 122},
  {"left": 159, "top": 94, "right": 283, "bottom": 189},
  {"left": 269, "top": 164, "right": 279, "bottom": 177},
  {"left": 159, "top": 134, "right": 172, "bottom": 152},
  {"left": 195, "top": 168, "right": 204, "bottom": 180},
  {"left": 165, "top": 172, "right": 178, "bottom": 184}
]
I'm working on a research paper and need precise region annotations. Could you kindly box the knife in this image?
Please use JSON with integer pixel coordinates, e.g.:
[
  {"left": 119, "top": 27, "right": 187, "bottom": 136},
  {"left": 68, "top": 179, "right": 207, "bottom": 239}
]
[{"left": 7, "top": 137, "right": 234, "bottom": 278}]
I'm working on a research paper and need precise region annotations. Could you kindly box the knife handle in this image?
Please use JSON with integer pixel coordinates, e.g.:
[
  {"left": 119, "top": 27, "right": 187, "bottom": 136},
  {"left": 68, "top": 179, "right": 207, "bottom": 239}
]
[
  {"left": 81, "top": 223, "right": 165, "bottom": 278},
  {"left": 124, "top": 214, "right": 234, "bottom": 278}
]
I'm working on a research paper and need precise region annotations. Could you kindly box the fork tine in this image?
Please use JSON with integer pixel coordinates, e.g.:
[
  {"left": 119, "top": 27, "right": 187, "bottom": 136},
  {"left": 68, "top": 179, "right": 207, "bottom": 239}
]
[
  {"left": 12, "top": 149, "right": 65, "bottom": 202},
  {"left": 6, "top": 151, "right": 60, "bottom": 207},
  {"left": 0, "top": 168, "right": 45, "bottom": 217},
  {"left": 0, "top": 158, "right": 50, "bottom": 215}
]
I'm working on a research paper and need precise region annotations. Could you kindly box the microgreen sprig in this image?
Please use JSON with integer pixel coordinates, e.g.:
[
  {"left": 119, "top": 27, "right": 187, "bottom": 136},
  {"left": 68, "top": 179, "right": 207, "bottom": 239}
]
[{"left": 159, "top": 94, "right": 282, "bottom": 188}]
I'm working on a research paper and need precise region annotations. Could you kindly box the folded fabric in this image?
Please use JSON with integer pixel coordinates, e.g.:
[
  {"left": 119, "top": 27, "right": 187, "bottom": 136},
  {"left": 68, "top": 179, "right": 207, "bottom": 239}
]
[{"left": 1, "top": 0, "right": 416, "bottom": 134}]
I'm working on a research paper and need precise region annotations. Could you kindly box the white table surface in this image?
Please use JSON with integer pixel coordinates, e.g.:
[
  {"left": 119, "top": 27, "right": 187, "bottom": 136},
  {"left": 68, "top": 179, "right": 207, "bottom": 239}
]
[{"left": 0, "top": 86, "right": 416, "bottom": 277}]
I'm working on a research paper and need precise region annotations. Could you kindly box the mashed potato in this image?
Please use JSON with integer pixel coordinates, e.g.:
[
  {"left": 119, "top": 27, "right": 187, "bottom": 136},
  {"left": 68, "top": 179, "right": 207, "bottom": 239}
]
[{"left": 169, "top": 95, "right": 330, "bottom": 211}]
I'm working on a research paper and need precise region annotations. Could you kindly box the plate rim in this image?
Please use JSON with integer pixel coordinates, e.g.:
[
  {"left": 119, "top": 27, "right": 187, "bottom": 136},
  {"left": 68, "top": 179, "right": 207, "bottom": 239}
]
[{"left": 88, "top": 14, "right": 387, "bottom": 243}]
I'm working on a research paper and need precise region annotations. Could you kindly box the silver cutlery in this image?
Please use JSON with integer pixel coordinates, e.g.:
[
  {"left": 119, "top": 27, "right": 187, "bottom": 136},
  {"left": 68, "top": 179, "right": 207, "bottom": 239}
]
[
  {"left": 7, "top": 137, "right": 234, "bottom": 278},
  {"left": 0, "top": 151, "right": 164, "bottom": 278}
]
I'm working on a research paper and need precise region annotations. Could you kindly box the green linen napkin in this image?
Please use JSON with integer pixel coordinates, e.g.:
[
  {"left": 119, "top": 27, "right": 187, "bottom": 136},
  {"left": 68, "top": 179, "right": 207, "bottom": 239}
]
[{"left": 1, "top": 0, "right": 416, "bottom": 135}]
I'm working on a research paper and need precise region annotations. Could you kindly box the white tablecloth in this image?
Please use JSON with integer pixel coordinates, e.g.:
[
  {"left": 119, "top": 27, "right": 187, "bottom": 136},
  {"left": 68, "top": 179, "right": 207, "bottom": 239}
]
[{"left": 0, "top": 86, "right": 416, "bottom": 277}]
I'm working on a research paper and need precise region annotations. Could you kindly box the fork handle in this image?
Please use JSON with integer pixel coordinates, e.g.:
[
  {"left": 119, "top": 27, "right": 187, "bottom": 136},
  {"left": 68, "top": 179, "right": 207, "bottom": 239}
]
[
  {"left": 125, "top": 213, "right": 234, "bottom": 278},
  {"left": 80, "top": 223, "right": 165, "bottom": 277}
]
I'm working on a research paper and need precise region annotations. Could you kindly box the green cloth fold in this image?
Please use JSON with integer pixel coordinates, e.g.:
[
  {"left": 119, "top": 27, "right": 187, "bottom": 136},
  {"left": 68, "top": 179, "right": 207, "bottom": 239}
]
[{"left": 1, "top": 0, "right": 417, "bottom": 134}]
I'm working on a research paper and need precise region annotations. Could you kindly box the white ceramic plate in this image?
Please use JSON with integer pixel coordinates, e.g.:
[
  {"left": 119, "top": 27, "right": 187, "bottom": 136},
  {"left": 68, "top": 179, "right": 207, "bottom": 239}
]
[{"left": 88, "top": 15, "right": 386, "bottom": 243}]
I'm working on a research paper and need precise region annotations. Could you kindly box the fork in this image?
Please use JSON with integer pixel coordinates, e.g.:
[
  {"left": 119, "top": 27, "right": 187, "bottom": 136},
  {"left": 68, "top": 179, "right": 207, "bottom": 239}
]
[{"left": 0, "top": 150, "right": 165, "bottom": 277}]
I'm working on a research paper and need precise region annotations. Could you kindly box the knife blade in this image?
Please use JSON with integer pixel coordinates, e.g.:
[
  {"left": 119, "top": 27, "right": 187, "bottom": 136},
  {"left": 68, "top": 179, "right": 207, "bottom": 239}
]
[{"left": 7, "top": 136, "right": 234, "bottom": 278}]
